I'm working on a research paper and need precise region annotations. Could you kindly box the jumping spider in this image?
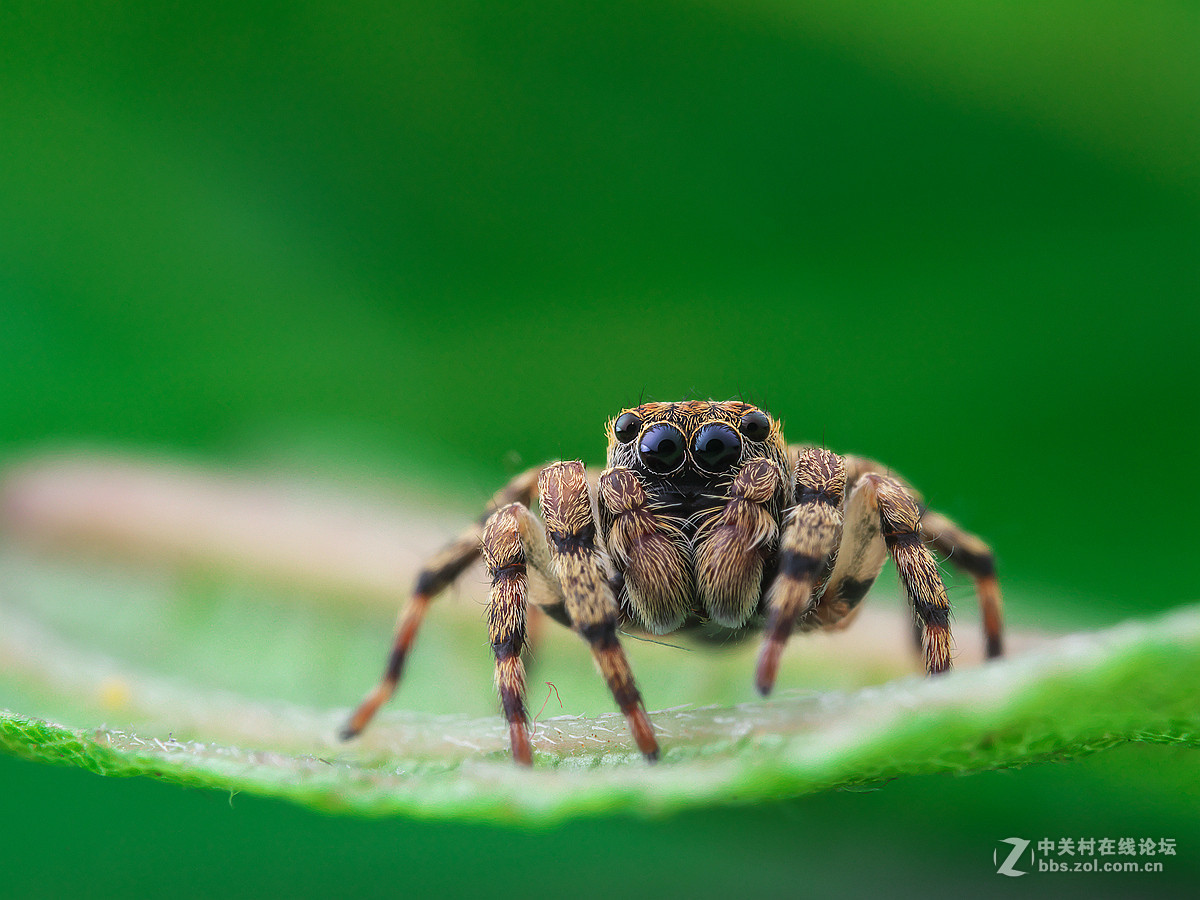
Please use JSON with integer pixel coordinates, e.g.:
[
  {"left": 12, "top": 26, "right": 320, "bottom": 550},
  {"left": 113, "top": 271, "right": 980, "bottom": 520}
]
[{"left": 343, "top": 400, "right": 1003, "bottom": 764}]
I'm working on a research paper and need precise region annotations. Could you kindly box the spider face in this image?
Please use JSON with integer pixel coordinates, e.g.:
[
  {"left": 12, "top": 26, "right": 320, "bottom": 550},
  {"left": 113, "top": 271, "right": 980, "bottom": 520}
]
[
  {"left": 599, "top": 401, "right": 794, "bottom": 637},
  {"left": 606, "top": 400, "right": 789, "bottom": 492}
]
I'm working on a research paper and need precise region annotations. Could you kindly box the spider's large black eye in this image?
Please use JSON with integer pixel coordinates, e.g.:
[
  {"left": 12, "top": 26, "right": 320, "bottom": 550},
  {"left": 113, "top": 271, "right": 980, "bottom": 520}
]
[
  {"left": 638, "top": 423, "right": 686, "bottom": 474},
  {"left": 691, "top": 424, "right": 741, "bottom": 473},
  {"left": 613, "top": 412, "right": 641, "bottom": 444},
  {"left": 739, "top": 410, "right": 772, "bottom": 442}
]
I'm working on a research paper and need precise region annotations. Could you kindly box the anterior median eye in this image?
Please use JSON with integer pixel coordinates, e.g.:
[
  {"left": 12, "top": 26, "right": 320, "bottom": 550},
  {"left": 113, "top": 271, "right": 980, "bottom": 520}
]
[
  {"left": 691, "top": 423, "right": 741, "bottom": 473},
  {"left": 638, "top": 423, "right": 686, "bottom": 473},
  {"left": 613, "top": 412, "right": 641, "bottom": 443},
  {"left": 739, "top": 410, "right": 772, "bottom": 442}
]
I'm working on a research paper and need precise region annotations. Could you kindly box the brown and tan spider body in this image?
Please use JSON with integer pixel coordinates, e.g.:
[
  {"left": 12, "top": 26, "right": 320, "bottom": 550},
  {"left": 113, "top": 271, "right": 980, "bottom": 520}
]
[{"left": 343, "top": 400, "right": 1004, "bottom": 765}]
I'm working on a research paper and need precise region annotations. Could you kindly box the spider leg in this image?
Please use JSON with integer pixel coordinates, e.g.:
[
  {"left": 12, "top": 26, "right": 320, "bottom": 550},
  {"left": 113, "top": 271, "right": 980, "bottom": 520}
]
[
  {"left": 851, "top": 473, "right": 954, "bottom": 674},
  {"left": 798, "top": 467, "right": 889, "bottom": 635},
  {"left": 839, "top": 451, "right": 1003, "bottom": 659},
  {"left": 756, "top": 447, "right": 846, "bottom": 695},
  {"left": 918, "top": 510, "right": 1003, "bottom": 658},
  {"left": 340, "top": 465, "right": 543, "bottom": 741},
  {"left": 543, "top": 461, "right": 659, "bottom": 761},
  {"left": 479, "top": 501, "right": 561, "bottom": 765}
]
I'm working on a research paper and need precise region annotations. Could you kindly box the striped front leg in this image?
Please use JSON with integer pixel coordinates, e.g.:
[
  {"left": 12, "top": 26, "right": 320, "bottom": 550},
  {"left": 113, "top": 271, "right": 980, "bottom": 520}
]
[
  {"left": 540, "top": 461, "right": 659, "bottom": 762},
  {"left": 341, "top": 465, "right": 544, "bottom": 741},
  {"left": 804, "top": 472, "right": 954, "bottom": 674},
  {"left": 756, "top": 447, "right": 846, "bottom": 695},
  {"left": 867, "top": 474, "right": 953, "bottom": 674},
  {"left": 481, "top": 500, "right": 560, "bottom": 765}
]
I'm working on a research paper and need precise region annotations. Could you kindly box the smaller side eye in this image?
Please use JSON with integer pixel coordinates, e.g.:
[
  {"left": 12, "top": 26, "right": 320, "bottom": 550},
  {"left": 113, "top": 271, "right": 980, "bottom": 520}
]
[
  {"left": 739, "top": 410, "right": 772, "bottom": 442},
  {"left": 613, "top": 412, "right": 641, "bottom": 443}
]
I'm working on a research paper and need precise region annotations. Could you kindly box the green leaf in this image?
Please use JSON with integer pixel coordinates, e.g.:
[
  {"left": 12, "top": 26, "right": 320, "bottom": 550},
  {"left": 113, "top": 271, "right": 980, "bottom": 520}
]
[
  {"left": 2, "top": 456, "right": 1197, "bottom": 824},
  {"left": 3, "top": 599, "right": 1198, "bottom": 823}
]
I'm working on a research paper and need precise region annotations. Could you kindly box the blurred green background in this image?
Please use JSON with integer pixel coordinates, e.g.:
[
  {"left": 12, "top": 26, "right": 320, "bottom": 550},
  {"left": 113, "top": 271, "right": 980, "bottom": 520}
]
[{"left": 1, "top": 1, "right": 1197, "bottom": 896}]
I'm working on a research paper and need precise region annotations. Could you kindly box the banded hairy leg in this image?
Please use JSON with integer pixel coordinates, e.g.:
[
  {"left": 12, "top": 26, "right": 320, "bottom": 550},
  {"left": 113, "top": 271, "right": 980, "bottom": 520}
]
[
  {"left": 918, "top": 510, "right": 1003, "bottom": 657},
  {"left": 811, "top": 471, "right": 954, "bottom": 676},
  {"left": 479, "top": 500, "right": 561, "bottom": 765},
  {"left": 340, "top": 465, "right": 544, "bottom": 741},
  {"left": 840, "top": 452, "right": 1004, "bottom": 659},
  {"left": 538, "top": 461, "right": 659, "bottom": 761},
  {"left": 756, "top": 447, "right": 846, "bottom": 694}
]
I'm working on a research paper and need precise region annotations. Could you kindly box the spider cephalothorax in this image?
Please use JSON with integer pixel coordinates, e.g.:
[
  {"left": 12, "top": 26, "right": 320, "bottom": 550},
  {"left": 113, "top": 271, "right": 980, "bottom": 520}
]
[
  {"left": 600, "top": 401, "right": 792, "bottom": 635},
  {"left": 343, "top": 400, "right": 1004, "bottom": 765}
]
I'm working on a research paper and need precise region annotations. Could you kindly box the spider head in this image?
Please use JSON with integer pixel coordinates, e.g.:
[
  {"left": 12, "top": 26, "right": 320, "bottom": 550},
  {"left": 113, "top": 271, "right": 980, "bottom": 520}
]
[{"left": 606, "top": 401, "right": 785, "bottom": 484}]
